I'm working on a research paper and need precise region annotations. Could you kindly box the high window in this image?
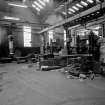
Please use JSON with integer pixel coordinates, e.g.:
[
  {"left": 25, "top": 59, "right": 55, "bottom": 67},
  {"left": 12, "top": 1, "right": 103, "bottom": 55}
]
[
  {"left": 48, "top": 30, "right": 53, "bottom": 45},
  {"left": 23, "top": 26, "right": 32, "bottom": 47},
  {"left": 64, "top": 30, "right": 66, "bottom": 47}
]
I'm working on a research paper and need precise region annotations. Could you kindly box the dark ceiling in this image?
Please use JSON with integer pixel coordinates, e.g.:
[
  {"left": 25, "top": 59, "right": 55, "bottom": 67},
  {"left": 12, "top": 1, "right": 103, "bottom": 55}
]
[
  {"left": 0, "top": 0, "right": 97, "bottom": 15},
  {"left": 0, "top": 0, "right": 104, "bottom": 25},
  {"left": 0, "top": 0, "right": 64, "bottom": 19}
]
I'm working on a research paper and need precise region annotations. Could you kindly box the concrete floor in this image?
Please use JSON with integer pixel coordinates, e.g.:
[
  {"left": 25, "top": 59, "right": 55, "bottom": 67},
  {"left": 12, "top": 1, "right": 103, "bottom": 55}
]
[{"left": 0, "top": 63, "right": 105, "bottom": 105}]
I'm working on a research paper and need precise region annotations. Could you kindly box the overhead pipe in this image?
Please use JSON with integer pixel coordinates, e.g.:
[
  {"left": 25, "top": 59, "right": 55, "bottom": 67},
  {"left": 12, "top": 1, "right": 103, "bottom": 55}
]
[{"left": 39, "top": 1, "right": 105, "bottom": 33}]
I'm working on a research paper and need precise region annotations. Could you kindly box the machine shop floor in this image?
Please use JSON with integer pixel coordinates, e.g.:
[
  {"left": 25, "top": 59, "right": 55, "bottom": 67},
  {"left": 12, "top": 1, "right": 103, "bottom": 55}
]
[{"left": 0, "top": 63, "right": 105, "bottom": 105}]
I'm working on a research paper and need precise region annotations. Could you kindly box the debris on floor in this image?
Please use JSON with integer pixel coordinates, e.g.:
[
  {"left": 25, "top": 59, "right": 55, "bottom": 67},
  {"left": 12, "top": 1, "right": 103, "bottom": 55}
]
[
  {"left": 57, "top": 67, "right": 96, "bottom": 81},
  {"left": 28, "top": 64, "right": 34, "bottom": 68},
  {"left": 66, "top": 75, "right": 74, "bottom": 79},
  {"left": 0, "top": 72, "right": 8, "bottom": 93},
  {"left": 0, "top": 63, "right": 105, "bottom": 105},
  {"left": 79, "top": 73, "right": 87, "bottom": 79}
]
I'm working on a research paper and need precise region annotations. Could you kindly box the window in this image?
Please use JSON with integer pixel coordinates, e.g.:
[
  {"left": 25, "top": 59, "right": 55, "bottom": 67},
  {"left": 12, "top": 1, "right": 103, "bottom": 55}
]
[
  {"left": 23, "top": 26, "right": 31, "bottom": 47},
  {"left": 64, "top": 30, "right": 66, "bottom": 47},
  {"left": 48, "top": 30, "right": 53, "bottom": 45}
]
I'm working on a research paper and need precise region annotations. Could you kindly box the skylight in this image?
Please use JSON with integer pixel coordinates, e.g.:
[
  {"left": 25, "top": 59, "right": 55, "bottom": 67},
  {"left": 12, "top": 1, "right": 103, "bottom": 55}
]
[
  {"left": 37, "top": 0, "right": 46, "bottom": 6},
  {"left": 68, "top": 11, "right": 72, "bottom": 14},
  {"left": 8, "top": 3, "right": 28, "bottom": 8},
  {"left": 69, "top": 8, "right": 75, "bottom": 13},
  {"left": 87, "top": 0, "right": 94, "bottom": 3},
  {"left": 76, "top": 3, "right": 83, "bottom": 8},
  {"left": 81, "top": 1, "right": 88, "bottom": 6},
  {"left": 34, "top": 1, "right": 43, "bottom": 9},
  {"left": 43, "top": 0, "right": 50, "bottom": 3},
  {"left": 72, "top": 6, "right": 79, "bottom": 10},
  {"left": 62, "top": 12, "right": 66, "bottom": 15},
  {"left": 32, "top": 4, "right": 40, "bottom": 11},
  {"left": 32, "top": 0, "right": 50, "bottom": 12},
  {"left": 4, "top": 16, "right": 20, "bottom": 20}
]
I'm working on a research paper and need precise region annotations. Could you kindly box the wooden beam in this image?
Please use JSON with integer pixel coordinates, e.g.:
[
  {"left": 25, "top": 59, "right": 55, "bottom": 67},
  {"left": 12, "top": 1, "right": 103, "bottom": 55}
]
[
  {"left": 0, "top": 19, "right": 49, "bottom": 27},
  {"left": 39, "top": 2, "right": 105, "bottom": 34}
]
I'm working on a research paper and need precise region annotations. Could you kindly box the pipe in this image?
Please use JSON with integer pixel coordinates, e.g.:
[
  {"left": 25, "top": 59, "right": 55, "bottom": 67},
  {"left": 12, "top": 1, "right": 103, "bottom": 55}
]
[{"left": 39, "top": 1, "right": 105, "bottom": 33}]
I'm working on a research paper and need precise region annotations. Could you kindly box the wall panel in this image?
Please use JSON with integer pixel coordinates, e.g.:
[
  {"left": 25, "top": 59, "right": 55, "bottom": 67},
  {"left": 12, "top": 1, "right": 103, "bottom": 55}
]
[{"left": 0, "top": 26, "right": 9, "bottom": 57}]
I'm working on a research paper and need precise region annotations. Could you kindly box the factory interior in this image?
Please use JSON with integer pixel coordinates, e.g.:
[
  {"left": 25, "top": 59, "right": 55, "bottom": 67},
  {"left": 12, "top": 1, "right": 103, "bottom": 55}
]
[{"left": 0, "top": 0, "right": 105, "bottom": 105}]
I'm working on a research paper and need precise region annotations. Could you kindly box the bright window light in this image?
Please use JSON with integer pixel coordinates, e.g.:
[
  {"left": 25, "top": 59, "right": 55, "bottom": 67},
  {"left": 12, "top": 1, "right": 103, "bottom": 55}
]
[
  {"left": 8, "top": 3, "right": 28, "bottom": 8},
  {"left": 87, "top": 0, "right": 94, "bottom": 3},
  {"left": 48, "top": 30, "right": 53, "bottom": 45},
  {"left": 37, "top": 0, "right": 46, "bottom": 6},
  {"left": 69, "top": 8, "right": 75, "bottom": 13},
  {"left": 93, "top": 30, "right": 99, "bottom": 35},
  {"left": 34, "top": 1, "right": 43, "bottom": 9},
  {"left": 76, "top": 3, "right": 83, "bottom": 8},
  {"left": 32, "top": 4, "right": 40, "bottom": 11},
  {"left": 86, "top": 40, "right": 89, "bottom": 45},
  {"left": 23, "top": 26, "right": 32, "bottom": 47},
  {"left": 64, "top": 30, "right": 66, "bottom": 47},
  {"left": 4, "top": 16, "right": 20, "bottom": 20},
  {"left": 94, "top": 26, "right": 101, "bottom": 30},
  {"left": 72, "top": 6, "right": 79, "bottom": 10},
  {"left": 81, "top": 1, "right": 88, "bottom": 6}
]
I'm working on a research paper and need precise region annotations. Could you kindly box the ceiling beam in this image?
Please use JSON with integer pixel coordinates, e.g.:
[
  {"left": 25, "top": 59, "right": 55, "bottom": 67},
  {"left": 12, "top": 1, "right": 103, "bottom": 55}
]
[
  {"left": 39, "top": 1, "right": 105, "bottom": 33},
  {"left": 0, "top": 19, "right": 49, "bottom": 28}
]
